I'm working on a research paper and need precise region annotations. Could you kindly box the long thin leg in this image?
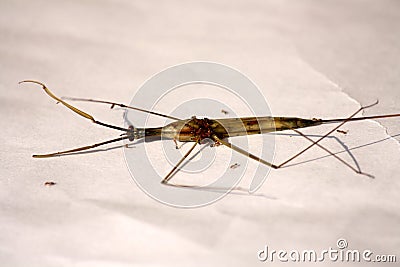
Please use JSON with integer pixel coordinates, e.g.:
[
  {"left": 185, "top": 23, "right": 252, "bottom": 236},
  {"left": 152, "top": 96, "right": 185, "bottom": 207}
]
[
  {"left": 214, "top": 131, "right": 373, "bottom": 178},
  {"left": 213, "top": 131, "right": 369, "bottom": 177},
  {"left": 292, "top": 129, "right": 374, "bottom": 178},
  {"left": 212, "top": 134, "right": 278, "bottom": 169},
  {"left": 161, "top": 141, "right": 199, "bottom": 184},
  {"left": 277, "top": 101, "right": 377, "bottom": 168},
  {"left": 19, "top": 80, "right": 129, "bottom": 132},
  {"left": 33, "top": 136, "right": 129, "bottom": 158},
  {"left": 212, "top": 101, "right": 378, "bottom": 177},
  {"left": 62, "top": 97, "right": 181, "bottom": 121}
]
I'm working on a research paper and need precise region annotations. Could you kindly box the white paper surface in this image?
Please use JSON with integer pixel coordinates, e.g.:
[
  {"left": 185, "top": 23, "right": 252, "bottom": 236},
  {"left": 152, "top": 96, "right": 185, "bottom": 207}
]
[{"left": 1, "top": 0, "right": 399, "bottom": 266}]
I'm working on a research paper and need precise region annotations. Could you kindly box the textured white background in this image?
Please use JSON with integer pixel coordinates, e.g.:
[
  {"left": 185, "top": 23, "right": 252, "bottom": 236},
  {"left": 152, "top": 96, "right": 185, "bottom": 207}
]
[{"left": 1, "top": 0, "right": 399, "bottom": 266}]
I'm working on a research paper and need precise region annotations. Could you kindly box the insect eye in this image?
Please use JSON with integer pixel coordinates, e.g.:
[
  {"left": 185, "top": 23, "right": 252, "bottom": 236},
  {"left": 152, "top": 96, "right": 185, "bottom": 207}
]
[{"left": 128, "top": 125, "right": 136, "bottom": 141}]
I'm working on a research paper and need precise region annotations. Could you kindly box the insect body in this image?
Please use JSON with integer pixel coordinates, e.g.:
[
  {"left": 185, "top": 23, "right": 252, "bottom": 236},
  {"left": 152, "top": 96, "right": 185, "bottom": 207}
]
[
  {"left": 142, "top": 116, "right": 320, "bottom": 142},
  {"left": 20, "top": 80, "right": 400, "bottom": 184}
]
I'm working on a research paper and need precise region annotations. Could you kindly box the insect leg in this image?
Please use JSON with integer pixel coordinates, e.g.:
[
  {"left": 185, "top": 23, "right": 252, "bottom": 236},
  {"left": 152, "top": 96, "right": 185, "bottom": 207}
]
[
  {"left": 19, "top": 80, "right": 128, "bottom": 132},
  {"left": 211, "top": 135, "right": 278, "bottom": 169},
  {"left": 62, "top": 97, "right": 181, "bottom": 121},
  {"left": 32, "top": 136, "right": 129, "bottom": 158},
  {"left": 292, "top": 129, "right": 374, "bottom": 178},
  {"left": 161, "top": 141, "right": 199, "bottom": 184},
  {"left": 211, "top": 101, "right": 378, "bottom": 177},
  {"left": 276, "top": 101, "right": 378, "bottom": 168},
  {"left": 173, "top": 139, "right": 185, "bottom": 149}
]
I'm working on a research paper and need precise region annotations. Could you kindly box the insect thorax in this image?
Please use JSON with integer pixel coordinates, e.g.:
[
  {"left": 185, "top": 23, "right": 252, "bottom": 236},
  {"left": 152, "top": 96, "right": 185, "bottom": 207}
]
[
  {"left": 187, "top": 116, "right": 215, "bottom": 140},
  {"left": 160, "top": 116, "right": 220, "bottom": 142}
]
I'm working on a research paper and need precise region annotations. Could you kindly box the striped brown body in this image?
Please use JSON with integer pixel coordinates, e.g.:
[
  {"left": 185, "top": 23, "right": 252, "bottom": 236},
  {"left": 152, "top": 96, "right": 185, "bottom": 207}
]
[{"left": 144, "top": 116, "right": 323, "bottom": 142}]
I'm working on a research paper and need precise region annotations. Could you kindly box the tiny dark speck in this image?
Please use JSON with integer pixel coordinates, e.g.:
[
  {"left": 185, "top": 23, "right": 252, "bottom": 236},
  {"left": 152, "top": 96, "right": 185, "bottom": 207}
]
[
  {"left": 44, "top": 181, "right": 56, "bottom": 186},
  {"left": 230, "top": 163, "right": 240, "bottom": 169}
]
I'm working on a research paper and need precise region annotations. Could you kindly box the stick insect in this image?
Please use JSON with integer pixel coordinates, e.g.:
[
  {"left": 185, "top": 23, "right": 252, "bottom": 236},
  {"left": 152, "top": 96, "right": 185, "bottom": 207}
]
[{"left": 20, "top": 80, "right": 400, "bottom": 184}]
